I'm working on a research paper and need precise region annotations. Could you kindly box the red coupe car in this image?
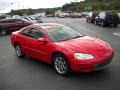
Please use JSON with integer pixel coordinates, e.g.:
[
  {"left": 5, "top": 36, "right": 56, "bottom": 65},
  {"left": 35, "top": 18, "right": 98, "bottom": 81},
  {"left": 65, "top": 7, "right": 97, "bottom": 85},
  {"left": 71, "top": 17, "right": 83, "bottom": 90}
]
[{"left": 11, "top": 23, "right": 114, "bottom": 75}]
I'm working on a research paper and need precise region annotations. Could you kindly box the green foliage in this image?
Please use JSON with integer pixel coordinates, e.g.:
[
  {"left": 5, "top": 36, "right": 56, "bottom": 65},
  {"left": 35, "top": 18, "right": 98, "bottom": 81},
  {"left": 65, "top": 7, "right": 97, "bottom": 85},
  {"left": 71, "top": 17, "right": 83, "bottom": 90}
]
[
  {"left": 8, "top": 0, "right": 120, "bottom": 16},
  {"left": 10, "top": 9, "right": 23, "bottom": 16},
  {"left": 62, "top": 0, "right": 120, "bottom": 12},
  {"left": 27, "top": 8, "right": 34, "bottom": 15},
  {"left": 9, "top": 7, "right": 61, "bottom": 16}
]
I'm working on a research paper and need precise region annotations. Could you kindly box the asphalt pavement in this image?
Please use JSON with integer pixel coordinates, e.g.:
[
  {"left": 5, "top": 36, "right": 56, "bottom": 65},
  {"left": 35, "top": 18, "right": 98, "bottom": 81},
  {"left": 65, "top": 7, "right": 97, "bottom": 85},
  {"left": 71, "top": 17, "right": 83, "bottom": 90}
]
[{"left": 0, "top": 17, "right": 120, "bottom": 90}]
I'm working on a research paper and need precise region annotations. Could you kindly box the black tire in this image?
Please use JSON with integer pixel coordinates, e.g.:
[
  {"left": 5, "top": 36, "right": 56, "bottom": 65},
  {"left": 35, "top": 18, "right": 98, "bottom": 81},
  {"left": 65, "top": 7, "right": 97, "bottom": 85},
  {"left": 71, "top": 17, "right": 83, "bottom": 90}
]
[
  {"left": 0, "top": 30, "right": 7, "bottom": 36},
  {"left": 86, "top": 19, "right": 88, "bottom": 22},
  {"left": 101, "top": 20, "right": 105, "bottom": 27},
  {"left": 114, "top": 24, "right": 118, "bottom": 27},
  {"left": 95, "top": 20, "right": 97, "bottom": 25},
  {"left": 15, "top": 44, "right": 25, "bottom": 58},
  {"left": 53, "top": 54, "right": 71, "bottom": 75},
  {"left": 90, "top": 19, "right": 92, "bottom": 23}
]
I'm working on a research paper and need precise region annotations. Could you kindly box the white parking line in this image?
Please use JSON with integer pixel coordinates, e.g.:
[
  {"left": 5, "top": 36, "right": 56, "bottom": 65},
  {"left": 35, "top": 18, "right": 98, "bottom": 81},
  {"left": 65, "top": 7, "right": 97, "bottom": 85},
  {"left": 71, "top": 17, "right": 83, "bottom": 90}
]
[{"left": 113, "top": 32, "right": 120, "bottom": 37}]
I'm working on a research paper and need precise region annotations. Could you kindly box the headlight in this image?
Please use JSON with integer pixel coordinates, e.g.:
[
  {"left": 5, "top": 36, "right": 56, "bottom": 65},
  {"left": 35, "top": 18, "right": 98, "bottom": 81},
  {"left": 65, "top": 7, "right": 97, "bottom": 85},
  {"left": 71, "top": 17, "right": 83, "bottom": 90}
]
[{"left": 74, "top": 53, "right": 94, "bottom": 60}]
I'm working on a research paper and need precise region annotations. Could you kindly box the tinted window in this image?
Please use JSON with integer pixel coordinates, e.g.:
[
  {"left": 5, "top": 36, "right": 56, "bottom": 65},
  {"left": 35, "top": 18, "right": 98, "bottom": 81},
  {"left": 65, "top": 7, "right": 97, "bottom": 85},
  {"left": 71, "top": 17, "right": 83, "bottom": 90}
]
[
  {"left": 22, "top": 28, "right": 44, "bottom": 38},
  {"left": 106, "top": 12, "right": 118, "bottom": 17},
  {"left": 15, "top": 19, "right": 24, "bottom": 23},
  {"left": 6, "top": 19, "right": 15, "bottom": 23},
  {"left": 93, "top": 12, "right": 99, "bottom": 16}
]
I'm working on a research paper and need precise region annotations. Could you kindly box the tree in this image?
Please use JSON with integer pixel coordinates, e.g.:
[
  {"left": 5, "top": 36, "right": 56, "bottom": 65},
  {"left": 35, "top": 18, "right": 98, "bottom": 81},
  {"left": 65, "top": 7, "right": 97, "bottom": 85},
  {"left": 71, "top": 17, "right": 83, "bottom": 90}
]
[{"left": 27, "top": 8, "right": 34, "bottom": 15}]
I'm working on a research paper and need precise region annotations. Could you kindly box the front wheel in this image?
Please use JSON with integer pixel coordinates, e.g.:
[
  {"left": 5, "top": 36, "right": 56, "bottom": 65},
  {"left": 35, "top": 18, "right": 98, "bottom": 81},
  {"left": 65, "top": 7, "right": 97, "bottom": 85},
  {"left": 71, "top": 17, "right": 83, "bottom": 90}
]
[
  {"left": 101, "top": 21, "right": 105, "bottom": 27},
  {"left": 15, "top": 44, "right": 25, "bottom": 58},
  {"left": 95, "top": 20, "right": 97, "bottom": 25},
  {"left": 53, "top": 54, "right": 71, "bottom": 75}
]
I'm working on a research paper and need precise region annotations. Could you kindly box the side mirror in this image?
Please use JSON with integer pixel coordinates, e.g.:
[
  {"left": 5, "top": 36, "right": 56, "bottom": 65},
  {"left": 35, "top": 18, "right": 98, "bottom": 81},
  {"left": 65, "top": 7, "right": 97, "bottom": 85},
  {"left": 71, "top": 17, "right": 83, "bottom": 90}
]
[
  {"left": 18, "top": 31, "right": 22, "bottom": 34},
  {"left": 37, "top": 38, "right": 47, "bottom": 44}
]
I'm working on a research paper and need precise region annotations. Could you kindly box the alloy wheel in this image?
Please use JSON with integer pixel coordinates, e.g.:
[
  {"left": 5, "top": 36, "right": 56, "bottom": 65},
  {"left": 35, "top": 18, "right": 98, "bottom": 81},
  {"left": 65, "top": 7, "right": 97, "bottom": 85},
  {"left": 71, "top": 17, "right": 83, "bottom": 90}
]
[
  {"left": 54, "top": 55, "right": 70, "bottom": 75},
  {"left": 15, "top": 45, "right": 22, "bottom": 57}
]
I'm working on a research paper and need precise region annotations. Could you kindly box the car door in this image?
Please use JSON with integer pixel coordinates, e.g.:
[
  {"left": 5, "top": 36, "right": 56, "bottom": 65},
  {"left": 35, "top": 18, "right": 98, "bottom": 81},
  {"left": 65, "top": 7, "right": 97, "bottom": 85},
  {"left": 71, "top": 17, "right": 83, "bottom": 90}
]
[
  {"left": 13, "top": 19, "right": 25, "bottom": 30},
  {"left": 1, "top": 19, "right": 15, "bottom": 31},
  {"left": 12, "top": 19, "right": 31, "bottom": 30},
  {"left": 11, "top": 19, "right": 19, "bottom": 31},
  {"left": 21, "top": 28, "right": 50, "bottom": 63},
  {"left": 4, "top": 19, "right": 19, "bottom": 31}
]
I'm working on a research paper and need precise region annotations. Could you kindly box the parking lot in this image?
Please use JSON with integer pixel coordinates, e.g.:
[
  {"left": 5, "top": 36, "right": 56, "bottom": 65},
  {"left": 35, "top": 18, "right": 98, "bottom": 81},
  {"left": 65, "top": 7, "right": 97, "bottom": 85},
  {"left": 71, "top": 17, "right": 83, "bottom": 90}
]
[{"left": 0, "top": 17, "right": 120, "bottom": 90}]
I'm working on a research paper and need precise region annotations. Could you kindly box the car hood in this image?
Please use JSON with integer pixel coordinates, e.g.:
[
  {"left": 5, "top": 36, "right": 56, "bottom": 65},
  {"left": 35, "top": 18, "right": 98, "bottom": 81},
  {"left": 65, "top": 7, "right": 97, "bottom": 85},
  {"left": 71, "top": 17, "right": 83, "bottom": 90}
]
[{"left": 55, "top": 36, "right": 112, "bottom": 57}]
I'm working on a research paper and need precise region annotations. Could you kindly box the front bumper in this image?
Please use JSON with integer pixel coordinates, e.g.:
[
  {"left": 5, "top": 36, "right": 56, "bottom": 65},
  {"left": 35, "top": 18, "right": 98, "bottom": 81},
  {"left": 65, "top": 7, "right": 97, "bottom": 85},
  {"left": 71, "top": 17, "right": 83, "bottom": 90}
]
[{"left": 69, "top": 51, "right": 114, "bottom": 72}]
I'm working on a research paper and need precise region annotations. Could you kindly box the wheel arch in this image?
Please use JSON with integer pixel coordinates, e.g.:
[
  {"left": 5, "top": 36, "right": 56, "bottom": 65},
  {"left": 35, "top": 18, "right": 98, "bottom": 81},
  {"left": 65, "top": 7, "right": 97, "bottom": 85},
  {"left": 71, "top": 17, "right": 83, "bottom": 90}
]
[
  {"left": 13, "top": 41, "right": 20, "bottom": 47},
  {"left": 51, "top": 51, "right": 72, "bottom": 75},
  {"left": 51, "top": 51, "right": 68, "bottom": 64}
]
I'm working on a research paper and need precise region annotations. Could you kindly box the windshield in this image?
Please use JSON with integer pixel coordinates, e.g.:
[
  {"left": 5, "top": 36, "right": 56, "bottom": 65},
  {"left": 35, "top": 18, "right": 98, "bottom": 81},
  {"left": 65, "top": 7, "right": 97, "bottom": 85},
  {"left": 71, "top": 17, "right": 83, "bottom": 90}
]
[{"left": 46, "top": 26, "right": 84, "bottom": 42}]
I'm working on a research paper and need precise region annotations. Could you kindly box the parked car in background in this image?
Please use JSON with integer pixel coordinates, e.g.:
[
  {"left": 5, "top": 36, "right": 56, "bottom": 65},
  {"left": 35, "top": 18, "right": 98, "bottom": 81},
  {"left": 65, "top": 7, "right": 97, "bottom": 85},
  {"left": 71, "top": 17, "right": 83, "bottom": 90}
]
[
  {"left": 58, "top": 14, "right": 66, "bottom": 18},
  {"left": 46, "top": 14, "right": 55, "bottom": 17},
  {"left": 86, "top": 12, "right": 99, "bottom": 23},
  {"left": 11, "top": 23, "right": 114, "bottom": 75},
  {"left": 0, "top": 15, "right": 6, "bottom": 20},
  {"left": 29, "top": 16, "right": 43, "bottom": 23},
  {"left": 70, "top": 13, "right": 82, "bottom": 18},
  {"left": 95, "top": 12, "right": 119, "bottom": 27},
  {"left": 0, "top": 18, "right": 33, "bottom": 35},
  {"left": 22, "top": 16, "right": 38, "bottom": 23},
  {"left": 12, "top": 15, "right": 21, "bottom": 19},
  {"left": 81, "top": 12, "right": 89, "bottom": 17}
]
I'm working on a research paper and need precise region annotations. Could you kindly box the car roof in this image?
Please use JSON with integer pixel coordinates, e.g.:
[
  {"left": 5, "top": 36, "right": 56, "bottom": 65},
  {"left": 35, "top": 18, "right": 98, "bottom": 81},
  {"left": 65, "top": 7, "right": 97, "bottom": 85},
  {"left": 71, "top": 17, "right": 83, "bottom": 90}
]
[{"left": 32, "top": 23, "right": 65, "bottom": 30}]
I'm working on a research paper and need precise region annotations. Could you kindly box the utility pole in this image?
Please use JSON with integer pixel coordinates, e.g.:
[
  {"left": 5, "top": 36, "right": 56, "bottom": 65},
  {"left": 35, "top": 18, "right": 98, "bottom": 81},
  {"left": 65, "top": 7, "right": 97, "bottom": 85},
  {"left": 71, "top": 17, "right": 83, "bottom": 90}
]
[
  {"left": 18, "top": 4, "right": 20, "bottom": 10},
  {"left": 11, "top": 3, "right": 14, "bottom": 10}
]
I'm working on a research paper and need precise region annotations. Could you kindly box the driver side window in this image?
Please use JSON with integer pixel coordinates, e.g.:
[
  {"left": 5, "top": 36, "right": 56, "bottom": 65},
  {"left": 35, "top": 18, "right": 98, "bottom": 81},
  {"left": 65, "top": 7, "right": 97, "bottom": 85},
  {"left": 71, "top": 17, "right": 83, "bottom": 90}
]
[{"left": 22, "top": 28, "right": 44, "bottom": 38}]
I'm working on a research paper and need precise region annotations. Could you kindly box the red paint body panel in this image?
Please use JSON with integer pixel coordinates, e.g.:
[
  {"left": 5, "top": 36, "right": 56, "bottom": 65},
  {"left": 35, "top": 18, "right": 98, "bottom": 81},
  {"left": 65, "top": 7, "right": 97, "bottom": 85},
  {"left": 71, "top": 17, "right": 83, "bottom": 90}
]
[{"left": 11, "top": 23, "right": 114, "bottom": 72}]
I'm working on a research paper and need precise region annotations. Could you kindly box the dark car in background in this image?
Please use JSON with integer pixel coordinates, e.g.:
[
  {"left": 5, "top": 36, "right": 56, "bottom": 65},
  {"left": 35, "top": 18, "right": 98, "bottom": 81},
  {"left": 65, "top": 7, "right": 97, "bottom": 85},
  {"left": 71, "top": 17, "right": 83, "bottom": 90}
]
[
  {"left": 86, "top": 12, "right": 99, "bottom": 23},
  {"left": 0, "top": 18, "right": 33, "bottom": 35},
  {"left": 95, "top": 12, "right": 119, "bottom": 27}
]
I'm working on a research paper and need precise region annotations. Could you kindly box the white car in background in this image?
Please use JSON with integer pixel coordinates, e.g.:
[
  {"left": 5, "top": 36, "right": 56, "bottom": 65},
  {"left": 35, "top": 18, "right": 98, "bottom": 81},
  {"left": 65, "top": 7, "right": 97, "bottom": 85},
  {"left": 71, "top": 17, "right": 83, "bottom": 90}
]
[{"left": 12, "top": 15, "right": 21, "bottom": 19}]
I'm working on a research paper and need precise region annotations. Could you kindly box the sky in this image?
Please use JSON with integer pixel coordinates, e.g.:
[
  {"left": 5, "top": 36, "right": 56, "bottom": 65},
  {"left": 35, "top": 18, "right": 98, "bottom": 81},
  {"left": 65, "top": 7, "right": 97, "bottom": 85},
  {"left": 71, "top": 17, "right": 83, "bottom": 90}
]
[{"left": 0, "top": 0, "right": 84, "bottom": 13}]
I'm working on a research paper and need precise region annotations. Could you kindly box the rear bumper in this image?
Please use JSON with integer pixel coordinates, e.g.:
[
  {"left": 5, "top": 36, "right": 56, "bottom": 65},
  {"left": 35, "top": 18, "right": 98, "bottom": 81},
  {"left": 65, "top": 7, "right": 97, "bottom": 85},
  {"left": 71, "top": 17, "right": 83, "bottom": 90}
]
[{"left": 105, "top": 20, "right": 119, "bottom": 24}]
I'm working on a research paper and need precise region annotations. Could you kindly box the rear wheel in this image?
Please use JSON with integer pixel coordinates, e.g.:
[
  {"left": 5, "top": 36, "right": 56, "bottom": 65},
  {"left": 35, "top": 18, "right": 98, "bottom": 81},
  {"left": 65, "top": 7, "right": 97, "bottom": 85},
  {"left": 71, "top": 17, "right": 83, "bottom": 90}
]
[
  {"left": 15, "top": 44, "right": 25, "bottom": 58},
  {"left": 114, "top": 24, "right": 118, "bottom": 27},
  {"left": 53, "top": 54, "right": 71, "bottom": 75},
  {"left": 0, "top": 30, "right": 7, "bottom": 36},
  {"left": 95, "top": 20, "right": 97, "bottom": 25}
]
